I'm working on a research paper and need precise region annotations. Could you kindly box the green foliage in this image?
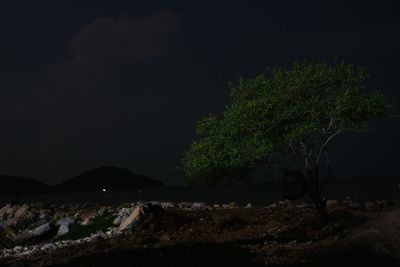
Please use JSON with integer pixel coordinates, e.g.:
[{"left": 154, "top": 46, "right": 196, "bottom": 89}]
[
  {"left": 182, "top": 61, "right": 387, "bottom": 185},
  {"left": 58, "top": 214, "right": 115, "bottom": 241}
]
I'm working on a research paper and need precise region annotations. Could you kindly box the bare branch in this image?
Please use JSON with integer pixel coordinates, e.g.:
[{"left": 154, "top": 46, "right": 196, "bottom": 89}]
[
  {"left": 322, "top": 130, "right": 342, "bottom": 150},
  {"left": 322, "top": 117, "right": 334, "bottom": 134},
  {"left": 316, "top": 130, "right": 342, "bottom": 166}
]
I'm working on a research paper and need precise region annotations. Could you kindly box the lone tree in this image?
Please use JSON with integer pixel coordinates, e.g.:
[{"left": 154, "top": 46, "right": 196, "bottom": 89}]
[{"left": 182, "top": 61, "right": 388, "bottom": 223}]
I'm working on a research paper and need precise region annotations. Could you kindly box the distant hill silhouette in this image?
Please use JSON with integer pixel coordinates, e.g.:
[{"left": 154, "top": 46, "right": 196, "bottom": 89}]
[
  {"left": 54, "top": 166, "right": 164, "bottom": 192},
  {"left": 0, "top": 175, "right": 49, "bottom": 196}
]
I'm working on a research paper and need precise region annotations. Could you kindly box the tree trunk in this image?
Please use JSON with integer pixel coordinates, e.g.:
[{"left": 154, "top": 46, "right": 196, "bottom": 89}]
[
  {"left": 280, "top": 168, "right": 329, "bottom": 224},
  {"left": 312, "top": 197, "right": 329, "bottom": 225},
  {"left": 305, "top": 168, "right": 329, "bottom": 225}
]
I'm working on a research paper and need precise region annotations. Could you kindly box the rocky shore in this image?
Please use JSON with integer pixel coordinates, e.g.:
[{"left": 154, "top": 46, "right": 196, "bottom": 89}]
[
  {"left": 1, "top": 198, "right": 400, "bottom": 266},
  {"left": 0, "top": 201, "right": 251, "bottom": 257}
]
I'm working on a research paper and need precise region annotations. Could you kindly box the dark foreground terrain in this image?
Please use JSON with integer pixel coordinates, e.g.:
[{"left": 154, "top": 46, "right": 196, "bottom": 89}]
[{"left": 1, "top": 199, "right": 400, "bottom": 267}]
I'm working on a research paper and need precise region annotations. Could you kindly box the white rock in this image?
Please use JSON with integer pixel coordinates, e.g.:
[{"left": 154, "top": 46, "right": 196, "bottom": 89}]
[
  {"left": 113, "top": 216, "right": 123, "bottom": 225},
  {"left": 40, "top": 243, "right": 55, "bottom": 251},
  {"left": 376, "top": 200, "right": 388, "bottom": 209},
  {"left": 149, "top": 201, "right": 161, "bottom": 206},
  {"left": 117, "top": 207, "right": 131, "bottom": 217},
  {"left": 14, "top": 231, "right": 33, "bottom": 242},
  {"left": 326, "top": 200, "right": 339, "bottom": 212},
  {"left": 81, "top": 217, "right": 93, "bottom": 226},
  {"left": 39, "top": 212, "right": 49, "bottom": 220},
  {"left": 56, "top": 217, "right": 74, "bottom": 226},
  {"left": 346, "top": 200, "right": 361, "bottom": 209},
  {"left": 295, "top": 202, "right": 309, "bottom": 208},
  {"left": 14, "top": 204, "right": 29, "bottom": 218},
  {"left": 118, "top": 206, "right": 144, "bottom": 231},
  {"left": 161, "top": 202, "right": 175, "bottom": 209},
  {"left": 57, "top": 224, "right": 69, "bottom": 236},
  {"left": 279, "top": 199, "right": 293, "bottom": 208},
  {"left": 365, "top": 201, "right": 381, "bottom": 212},
  {"left": 245, "top": 203, "right": 252, "bottom": 209},
  {"left": 229, "top": 202, "right": 239, "bottom": 208},
  {"left": 178, "top": 202, "right": 192, "bottom": 209},
  {"left": 31, "top": 223, "right": 51, "bottom": 237},
  {"left": 16, "top": 223, "right": 51, "bottom": 242},
  {"left": 0, "top": 204, "right": 12, "bottom": 217},
  {"left": 192, "top": 202, "right": 207, "bottom": 209},
  {"left": 97, "top": 207, "right": 107, "bottom": 216},
  {"left": 7, "top": 205, "right": 20, "bottom": 217},
  {"left": 13, "top": 246, "right": 23, "bottom": 252}
]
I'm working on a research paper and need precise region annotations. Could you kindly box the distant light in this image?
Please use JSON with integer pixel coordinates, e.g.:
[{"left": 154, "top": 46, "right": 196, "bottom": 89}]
[
  {"left": 102, "top": 188, "right": 107, "bottom": 192},
  {"left": 139, "top": 190, "right": 142, "bottom": 194}
]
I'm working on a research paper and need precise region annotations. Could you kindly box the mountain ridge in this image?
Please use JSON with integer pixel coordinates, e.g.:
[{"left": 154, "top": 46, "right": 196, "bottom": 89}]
[
  {"left": 54, "top": 166, "right": 164, "bottom": 192},
  {"left": 0, "top": 166, "right": 164, "bottom": 196}
]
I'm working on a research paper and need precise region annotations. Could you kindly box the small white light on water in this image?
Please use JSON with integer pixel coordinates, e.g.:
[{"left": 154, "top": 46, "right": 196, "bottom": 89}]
[{"left": 102, "top": 188, "right": 107, "bottom": 192}]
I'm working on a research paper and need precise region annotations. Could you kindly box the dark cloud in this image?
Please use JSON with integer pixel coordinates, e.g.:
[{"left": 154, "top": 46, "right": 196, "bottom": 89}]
[
  {"left": 70, "top": 11, "right": 178, "bottom": 66},
  {"left": 7, "top": 10, "right": 179, "bottom": 124},
  {"left": 35, "top": 10, "right": 178, "bottom": 95},
  {"left": 0, "top": 11, "right": 185, "bottom": 183}
]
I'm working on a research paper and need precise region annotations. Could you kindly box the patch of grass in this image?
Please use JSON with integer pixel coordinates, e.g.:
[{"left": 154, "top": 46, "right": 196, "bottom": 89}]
[{"left": 58, "top": 214, "right": 115, "bottom": 241}]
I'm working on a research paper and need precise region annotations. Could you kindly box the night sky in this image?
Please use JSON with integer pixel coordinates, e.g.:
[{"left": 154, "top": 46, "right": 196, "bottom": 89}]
[{"left": 0, "top": 1, "right": 399, "bottom": 185}]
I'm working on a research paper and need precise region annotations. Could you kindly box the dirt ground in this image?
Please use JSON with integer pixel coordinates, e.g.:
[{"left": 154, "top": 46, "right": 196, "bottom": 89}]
[{"left": 2, "top": 203, "right": 399, "bottom": 267}]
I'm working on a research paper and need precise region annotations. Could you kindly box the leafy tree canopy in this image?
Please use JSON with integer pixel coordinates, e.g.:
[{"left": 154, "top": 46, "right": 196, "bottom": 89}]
[{"left": 182, "top": 61, "right": 387, "bottom": 187}]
